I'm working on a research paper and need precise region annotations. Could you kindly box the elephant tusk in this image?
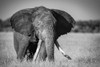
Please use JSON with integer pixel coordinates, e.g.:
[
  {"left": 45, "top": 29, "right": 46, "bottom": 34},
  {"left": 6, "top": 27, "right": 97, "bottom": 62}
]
[
  {"left": 55, "top": 41, "right": 71, "bottom": 60},
  {"left": 33, "top": 39, "right": 42, "bottom": 61}
]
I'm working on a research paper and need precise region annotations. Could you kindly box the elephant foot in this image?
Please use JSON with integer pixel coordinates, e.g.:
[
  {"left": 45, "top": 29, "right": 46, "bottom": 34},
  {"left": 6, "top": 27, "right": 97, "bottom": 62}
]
[{"left": 47, "top": 58, "right": 54, "bottom": 62}]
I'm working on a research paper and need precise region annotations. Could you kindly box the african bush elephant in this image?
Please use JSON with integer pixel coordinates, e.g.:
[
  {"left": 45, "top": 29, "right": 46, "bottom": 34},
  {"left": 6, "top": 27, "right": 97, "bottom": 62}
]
[{"left": 10, "top": 6, "right": 75, "bottom": 62}]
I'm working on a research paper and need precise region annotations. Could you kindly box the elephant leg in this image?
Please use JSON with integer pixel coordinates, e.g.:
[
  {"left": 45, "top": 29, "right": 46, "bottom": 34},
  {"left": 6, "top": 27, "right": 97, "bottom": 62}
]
[
  {"left": 37, "top": 41, "right": 47, "bottom": 61},
  {"left": 55, "top": 40, "right": 71, "bottom": 60},
  {"left": 15, "top": 33, "right": 29, "bottom": 61},
  {"left": 14, "top": 32, "right": 19, "bottom": 55},
  {"left": 17, "top": 38, "right": 29, "bottom": 61}
]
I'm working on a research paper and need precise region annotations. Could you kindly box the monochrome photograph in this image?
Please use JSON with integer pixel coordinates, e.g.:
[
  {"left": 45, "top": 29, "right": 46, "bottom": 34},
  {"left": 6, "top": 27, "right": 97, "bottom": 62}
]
[{"left": 0, "top": 0, "right": 100, "bottom": 67}]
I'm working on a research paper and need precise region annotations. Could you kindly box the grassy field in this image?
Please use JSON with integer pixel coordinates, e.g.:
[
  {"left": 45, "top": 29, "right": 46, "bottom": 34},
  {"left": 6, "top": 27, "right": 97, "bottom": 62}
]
[{"left": 0, "top": 32, "right": 100, "bottom": 67}]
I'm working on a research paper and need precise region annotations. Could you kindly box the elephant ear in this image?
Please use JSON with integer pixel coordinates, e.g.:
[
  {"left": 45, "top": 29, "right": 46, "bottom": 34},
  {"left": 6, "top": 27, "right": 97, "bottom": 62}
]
[
  {"left": 10, "top": 9, "right": 33, "bottom": 36},
  {"left": 50, "top": 9, "right": 76, "bottom": 37}
]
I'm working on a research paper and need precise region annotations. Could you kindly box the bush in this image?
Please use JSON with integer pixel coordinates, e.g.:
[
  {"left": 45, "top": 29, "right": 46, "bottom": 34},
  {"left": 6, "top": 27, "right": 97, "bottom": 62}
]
[{"left": 72, "top": 20, "right": 100, "bottom": 33}]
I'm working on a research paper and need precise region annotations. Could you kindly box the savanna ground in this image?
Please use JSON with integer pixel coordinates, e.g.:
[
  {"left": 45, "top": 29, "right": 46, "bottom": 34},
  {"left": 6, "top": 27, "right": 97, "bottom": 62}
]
[{"left": 0, "top": 32, "right": 100, "bottom": 67}]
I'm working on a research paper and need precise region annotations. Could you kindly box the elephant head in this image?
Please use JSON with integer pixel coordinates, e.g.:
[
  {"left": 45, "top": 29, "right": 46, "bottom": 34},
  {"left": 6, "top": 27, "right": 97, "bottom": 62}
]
[{"left": 10, "top": 6, "right": 75, "bottom": 62}]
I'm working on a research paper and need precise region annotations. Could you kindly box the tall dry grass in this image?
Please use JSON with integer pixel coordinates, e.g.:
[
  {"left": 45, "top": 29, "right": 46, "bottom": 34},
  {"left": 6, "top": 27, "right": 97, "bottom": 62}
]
[{"left": 0, "top": 32, "right": 100, "bottom": 67}]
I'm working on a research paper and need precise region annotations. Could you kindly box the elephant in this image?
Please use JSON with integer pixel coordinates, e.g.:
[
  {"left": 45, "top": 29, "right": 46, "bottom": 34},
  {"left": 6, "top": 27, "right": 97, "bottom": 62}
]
[{"left": 10, "top": 6, "right": 75, "bottom": 62}]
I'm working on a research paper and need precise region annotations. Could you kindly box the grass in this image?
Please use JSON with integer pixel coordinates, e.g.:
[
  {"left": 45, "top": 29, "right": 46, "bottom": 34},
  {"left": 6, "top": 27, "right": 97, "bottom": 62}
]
[{"left": 0, "top": 32, "right": 100, "bottom": 67}]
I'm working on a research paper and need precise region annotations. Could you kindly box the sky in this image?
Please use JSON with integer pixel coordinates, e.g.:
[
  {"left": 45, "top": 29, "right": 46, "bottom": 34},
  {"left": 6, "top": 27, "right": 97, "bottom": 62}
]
[{"left": 0, "top": 0, "right": 100, "bottom": 21}]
